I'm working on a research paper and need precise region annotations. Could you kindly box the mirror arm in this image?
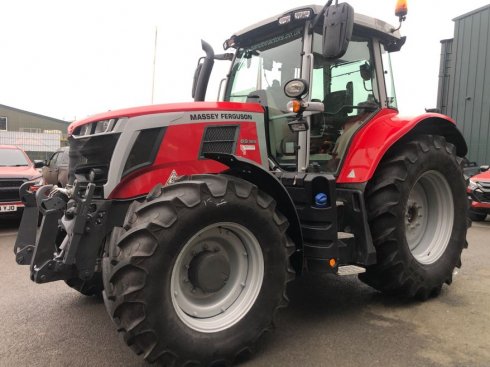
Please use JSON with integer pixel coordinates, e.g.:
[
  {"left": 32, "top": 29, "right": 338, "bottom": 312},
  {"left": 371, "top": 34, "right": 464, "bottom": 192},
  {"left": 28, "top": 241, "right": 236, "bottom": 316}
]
[
  {"left": 214, "top": 53, "right": 234, "bottom": 61},
  {"left": 310, "top": 0, "right": 334, "bottom": 32}
]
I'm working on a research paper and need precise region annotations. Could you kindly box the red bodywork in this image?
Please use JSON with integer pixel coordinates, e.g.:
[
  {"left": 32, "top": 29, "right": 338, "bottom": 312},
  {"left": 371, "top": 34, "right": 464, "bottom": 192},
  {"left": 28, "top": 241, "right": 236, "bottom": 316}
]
[
  {"left": 337, "top": 109, "right": 460, "bottom": 183},
  {"left": 69, "top": 102, "right": 265, "bottom": 200},
  {"left": 110, "top": 120, "right": 262, "bottom": 199},
  {"left": 70, "top": 103, "right": 462, "bottom": 198}
]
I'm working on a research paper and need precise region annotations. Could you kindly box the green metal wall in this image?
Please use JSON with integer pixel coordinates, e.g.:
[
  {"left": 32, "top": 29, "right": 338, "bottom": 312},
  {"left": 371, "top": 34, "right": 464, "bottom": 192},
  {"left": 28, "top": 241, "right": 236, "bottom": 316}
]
[{"left": 438, "top": 5, "right": 490, "bottom": 164}]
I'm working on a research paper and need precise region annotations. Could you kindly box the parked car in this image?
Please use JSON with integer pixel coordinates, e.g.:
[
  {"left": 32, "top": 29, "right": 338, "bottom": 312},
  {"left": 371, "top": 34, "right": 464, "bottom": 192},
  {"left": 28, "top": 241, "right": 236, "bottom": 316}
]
[
  {"left": 467, "top": 166, "right": 490, "bottom": 221},
  {"left": 42, "top": 147, "right": 69, "bottom": 187},
  {"left": 0, "top": 145, "right": 43, "bottom": 216}
]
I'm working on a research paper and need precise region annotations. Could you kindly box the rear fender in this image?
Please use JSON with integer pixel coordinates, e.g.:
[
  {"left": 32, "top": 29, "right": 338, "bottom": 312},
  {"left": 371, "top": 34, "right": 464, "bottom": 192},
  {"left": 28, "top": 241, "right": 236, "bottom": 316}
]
[
  {"left": 205, "top": 153, "right": 303, "bottom": 273},
  {"left": 337, "top": 109, "right": 468, "bottom": 184}
]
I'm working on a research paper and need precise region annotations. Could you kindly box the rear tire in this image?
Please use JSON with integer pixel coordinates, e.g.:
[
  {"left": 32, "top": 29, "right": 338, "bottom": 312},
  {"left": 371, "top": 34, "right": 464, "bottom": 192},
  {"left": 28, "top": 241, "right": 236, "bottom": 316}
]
[
  {"left": 103, "top": 174, "right": 294, "bottom": 366},
  {"left": 360, "top": 135, "right": 468, "bottom": 299}
]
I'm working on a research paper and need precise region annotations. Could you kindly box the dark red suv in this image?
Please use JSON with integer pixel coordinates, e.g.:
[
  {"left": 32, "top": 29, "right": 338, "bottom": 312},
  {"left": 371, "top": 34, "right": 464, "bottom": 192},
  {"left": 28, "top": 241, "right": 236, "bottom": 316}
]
[{"left": 0, "top": 145, "right": 43, "bottom": 216}]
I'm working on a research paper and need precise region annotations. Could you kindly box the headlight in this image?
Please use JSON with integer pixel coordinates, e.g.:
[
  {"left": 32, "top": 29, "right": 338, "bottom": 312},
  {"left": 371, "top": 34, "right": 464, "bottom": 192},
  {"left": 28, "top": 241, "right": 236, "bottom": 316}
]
[
  {"left": 284, "top": 79, "right": 309, "bottom": 98},
  {"left": 30, "top": 176, "right": 44, "bottom": 186},
  {"left": 468, "top": 179, "right": 479, "bottom": 190}
]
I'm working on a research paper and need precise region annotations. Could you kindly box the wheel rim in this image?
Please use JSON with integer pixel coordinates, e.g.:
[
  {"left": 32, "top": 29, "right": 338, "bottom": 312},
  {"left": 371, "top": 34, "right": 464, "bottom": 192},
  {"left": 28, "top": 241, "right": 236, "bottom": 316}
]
[
  {"left": 405, "top": 170, "right": 454, "bottom": 265},
  {"left": 170, "top": 223, "right": 264, "bottom": 333}
]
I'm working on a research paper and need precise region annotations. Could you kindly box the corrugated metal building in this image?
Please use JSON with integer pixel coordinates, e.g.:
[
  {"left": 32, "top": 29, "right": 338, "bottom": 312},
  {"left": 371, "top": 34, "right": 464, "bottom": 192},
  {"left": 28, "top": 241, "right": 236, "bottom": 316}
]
[
  {"left": 437, "top": 5, "right": 490, "bottom": 164},
  {"left": 0, "top": 104, "right": 69, "bottom": 133},
  {"left": 0, "top": 104, "right": 70, "bottom": 159}
]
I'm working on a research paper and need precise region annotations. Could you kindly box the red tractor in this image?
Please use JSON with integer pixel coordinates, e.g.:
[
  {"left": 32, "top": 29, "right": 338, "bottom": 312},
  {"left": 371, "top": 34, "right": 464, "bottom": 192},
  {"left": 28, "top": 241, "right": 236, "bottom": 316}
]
[{"left": 15, "top": 1, "right": 468, "bottom": 365}]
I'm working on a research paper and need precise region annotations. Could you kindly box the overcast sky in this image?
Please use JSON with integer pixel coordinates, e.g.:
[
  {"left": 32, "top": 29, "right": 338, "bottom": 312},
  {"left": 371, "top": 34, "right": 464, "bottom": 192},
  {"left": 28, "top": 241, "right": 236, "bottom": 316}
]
[{"left": 0, "top": 1, "right": 488, "bottom": 122}]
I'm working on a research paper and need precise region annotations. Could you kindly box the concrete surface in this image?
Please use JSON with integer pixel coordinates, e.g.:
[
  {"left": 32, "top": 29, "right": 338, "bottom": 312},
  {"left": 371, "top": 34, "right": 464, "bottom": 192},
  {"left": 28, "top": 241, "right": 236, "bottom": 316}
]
[{"left": 1, "top": 217, "right": 489, "bottom": 367}]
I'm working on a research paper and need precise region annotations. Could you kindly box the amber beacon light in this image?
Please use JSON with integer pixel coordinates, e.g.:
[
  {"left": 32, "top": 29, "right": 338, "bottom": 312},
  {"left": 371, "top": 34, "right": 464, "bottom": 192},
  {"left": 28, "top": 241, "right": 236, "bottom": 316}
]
[{"left": 395, "top": 0, "right": 408, "bottom": 19}]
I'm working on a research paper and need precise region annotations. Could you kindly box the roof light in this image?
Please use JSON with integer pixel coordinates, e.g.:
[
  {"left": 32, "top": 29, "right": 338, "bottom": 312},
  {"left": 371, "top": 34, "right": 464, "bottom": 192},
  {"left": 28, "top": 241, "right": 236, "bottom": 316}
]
[
  {"left": 294, "top": 9, "right": 312, "bottom": 20},
  {"left": 278, "top": 14, "right": 291, "bottom": 25},
  {"left": 223, "top": 37, "right": 236, "bottom": 50}
]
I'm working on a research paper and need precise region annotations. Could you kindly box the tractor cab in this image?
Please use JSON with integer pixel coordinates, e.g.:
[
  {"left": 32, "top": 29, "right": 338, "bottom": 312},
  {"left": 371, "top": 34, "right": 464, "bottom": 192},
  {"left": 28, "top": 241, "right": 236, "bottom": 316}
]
[{"left": 205, "top": 4, "right": 406, "bottom": 174}]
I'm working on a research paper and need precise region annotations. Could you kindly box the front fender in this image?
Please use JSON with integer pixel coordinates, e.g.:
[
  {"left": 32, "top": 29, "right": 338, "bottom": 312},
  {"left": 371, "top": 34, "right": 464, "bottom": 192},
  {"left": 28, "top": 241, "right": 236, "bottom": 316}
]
[
  {"left": 205, "top": 153, "right": 303, "bottom": 270},
  {"left": 337, "top": 109, "right": 467, "bottom": 183}
]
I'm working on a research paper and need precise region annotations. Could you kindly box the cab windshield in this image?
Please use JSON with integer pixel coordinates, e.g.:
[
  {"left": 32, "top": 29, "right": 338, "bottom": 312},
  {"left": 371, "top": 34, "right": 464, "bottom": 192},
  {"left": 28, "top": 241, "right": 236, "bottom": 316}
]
[{"left": 225, "top": 28, "right": 304, "bottom": 169}]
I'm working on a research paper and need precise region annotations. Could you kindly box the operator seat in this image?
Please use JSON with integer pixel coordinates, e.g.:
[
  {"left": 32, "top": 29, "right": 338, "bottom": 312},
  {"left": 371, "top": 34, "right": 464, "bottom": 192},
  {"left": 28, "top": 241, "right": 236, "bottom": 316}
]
[{"left": 323, "top": 81, "right": 353, "bottom": 128}]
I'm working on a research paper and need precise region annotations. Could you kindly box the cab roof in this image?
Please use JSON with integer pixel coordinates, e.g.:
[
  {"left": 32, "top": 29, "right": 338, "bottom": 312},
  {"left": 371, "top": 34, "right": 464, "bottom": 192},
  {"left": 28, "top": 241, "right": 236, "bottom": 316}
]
[{"left": 228, "top": 4, "right": 403, "bottom": 51}]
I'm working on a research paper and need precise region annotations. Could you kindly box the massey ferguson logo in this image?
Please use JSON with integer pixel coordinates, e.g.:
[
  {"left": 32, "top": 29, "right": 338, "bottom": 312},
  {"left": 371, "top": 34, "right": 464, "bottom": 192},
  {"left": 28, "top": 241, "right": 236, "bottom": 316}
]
[{"left": 190, "top": 113, "right": 253, "bottom": 121}]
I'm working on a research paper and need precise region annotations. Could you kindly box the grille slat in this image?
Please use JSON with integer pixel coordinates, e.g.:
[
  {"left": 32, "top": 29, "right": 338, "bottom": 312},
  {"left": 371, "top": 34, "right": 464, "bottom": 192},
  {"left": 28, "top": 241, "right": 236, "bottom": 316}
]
[
  {"left": 0, "top": 180, "right": 25, "bottom": 188},
  {"left": 474, "top": 191, "right": 490, "bottom": 202},
  {"left": 0, "top": 179, "right": 26, "bottom": 201},
  {"left": 200, "top": 125, "right": 239, "bottom": 158}
]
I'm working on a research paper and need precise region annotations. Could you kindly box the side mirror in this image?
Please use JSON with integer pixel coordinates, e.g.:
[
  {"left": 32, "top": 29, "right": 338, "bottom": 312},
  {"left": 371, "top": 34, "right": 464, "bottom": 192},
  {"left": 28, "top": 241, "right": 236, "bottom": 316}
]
[
  {"left": 480, "top": 165, "right": 490, "bottom": 172},
  {"left": 359, "top": 62, "right": 372, "bottom": 81},
  {"left": 322, "top": 2, "right": 354, "bottom": 60},
  {"left": 34, "top": 160, "right": 45, "bottom": 168}
]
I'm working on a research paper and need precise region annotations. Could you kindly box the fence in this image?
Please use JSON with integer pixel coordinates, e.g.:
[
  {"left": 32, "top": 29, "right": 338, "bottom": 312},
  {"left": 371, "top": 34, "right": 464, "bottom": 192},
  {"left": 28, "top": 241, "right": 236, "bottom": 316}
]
[{"left": 0, "top": 130, "right": 62, "bottom": 160}]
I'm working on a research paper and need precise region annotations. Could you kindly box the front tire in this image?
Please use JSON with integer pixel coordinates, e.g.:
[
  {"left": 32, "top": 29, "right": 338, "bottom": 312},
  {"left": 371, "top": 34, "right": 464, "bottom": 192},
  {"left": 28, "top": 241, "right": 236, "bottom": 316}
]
[
  {"left": 103, "top": 174, "right": 294, "bottom": 366},
  {"left": 360, "top": 135, "right": 468, "bottom": 299}
]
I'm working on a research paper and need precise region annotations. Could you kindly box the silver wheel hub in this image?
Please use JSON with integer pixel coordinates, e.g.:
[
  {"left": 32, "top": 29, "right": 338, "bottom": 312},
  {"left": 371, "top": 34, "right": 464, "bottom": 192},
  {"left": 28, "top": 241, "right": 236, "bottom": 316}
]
[
  {"left": 405, "top": 170, "right": 454, "bottom": 265},
  {"left": 171, "top": 223, "right": 264, "bottom": 333}
]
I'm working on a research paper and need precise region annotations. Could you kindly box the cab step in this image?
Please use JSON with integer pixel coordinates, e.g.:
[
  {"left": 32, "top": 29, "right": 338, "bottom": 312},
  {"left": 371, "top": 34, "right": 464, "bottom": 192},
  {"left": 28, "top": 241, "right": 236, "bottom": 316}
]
[{"left": 337, "top": 265, "right": 366, "bottom": 276}]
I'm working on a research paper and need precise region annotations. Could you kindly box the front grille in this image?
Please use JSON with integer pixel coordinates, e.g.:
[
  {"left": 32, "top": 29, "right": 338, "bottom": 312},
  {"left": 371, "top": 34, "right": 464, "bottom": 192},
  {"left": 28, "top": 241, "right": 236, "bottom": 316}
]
[
  {"left": 199, "top": 125, "right": 239, "bottom": 158},
  {"left": 0, "top": 179, "right": 26, "bottom": 202},
  {"left": 479, "top": 182, "right": 490, "bottom": 190},
  {"left": 473, "top": 190, "right": 490, "bottom": 203},
  {"left": 68, "top": 133, "right": 120, "bottom": 192}
]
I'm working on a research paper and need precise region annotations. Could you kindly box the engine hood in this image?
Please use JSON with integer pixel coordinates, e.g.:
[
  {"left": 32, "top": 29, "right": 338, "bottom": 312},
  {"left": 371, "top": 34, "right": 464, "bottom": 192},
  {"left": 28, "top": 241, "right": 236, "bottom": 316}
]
[
  {"left": 0, "top": 165, "right": 40, "bottom": 179},
  {"left": 471, "top": 170, "right": 490, "bottom": 182},
  {"left": 68, "top": 102, "right": 264, "bottom": 136}
]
